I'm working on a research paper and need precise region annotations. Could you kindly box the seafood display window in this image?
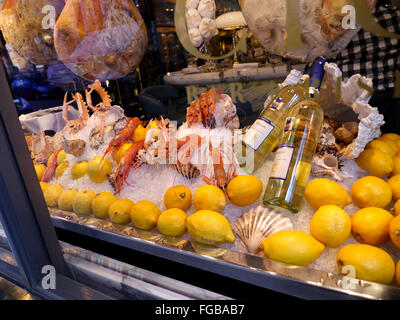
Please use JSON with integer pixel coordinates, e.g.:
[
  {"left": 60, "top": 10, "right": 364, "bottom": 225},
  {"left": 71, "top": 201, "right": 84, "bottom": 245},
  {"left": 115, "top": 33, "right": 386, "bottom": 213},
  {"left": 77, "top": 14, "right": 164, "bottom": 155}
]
[{"left": 0, "top": 0, "right": 400, "bottom": 301}]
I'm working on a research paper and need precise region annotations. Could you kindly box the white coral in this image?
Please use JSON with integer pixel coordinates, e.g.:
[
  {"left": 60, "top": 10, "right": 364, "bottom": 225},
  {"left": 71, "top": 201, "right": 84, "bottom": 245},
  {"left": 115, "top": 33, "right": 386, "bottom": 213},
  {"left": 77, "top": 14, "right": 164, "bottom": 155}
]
[
  {"left": 197, "top": 0, "right": 216, "bottom": 19},
  {"left": 199, "top": 17, "right": 218, "bottom": 42},
  {"left": 185, "top": 8, "right": 202, "bottom": 29}
]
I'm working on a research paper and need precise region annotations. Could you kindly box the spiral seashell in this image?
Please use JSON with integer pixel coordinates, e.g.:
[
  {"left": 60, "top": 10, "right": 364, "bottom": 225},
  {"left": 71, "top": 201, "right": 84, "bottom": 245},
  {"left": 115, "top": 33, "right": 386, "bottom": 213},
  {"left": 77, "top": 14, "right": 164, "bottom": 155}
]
[{"left": 234, "top": 206, "right": 293, "bottom": 254}]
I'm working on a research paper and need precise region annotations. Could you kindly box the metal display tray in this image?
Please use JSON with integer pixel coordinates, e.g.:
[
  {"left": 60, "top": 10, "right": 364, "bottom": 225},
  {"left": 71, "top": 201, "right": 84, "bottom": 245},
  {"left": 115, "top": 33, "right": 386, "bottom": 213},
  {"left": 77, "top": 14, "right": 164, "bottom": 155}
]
[{"left": 49, "top": 208, "right": 400, "bottom": 300}]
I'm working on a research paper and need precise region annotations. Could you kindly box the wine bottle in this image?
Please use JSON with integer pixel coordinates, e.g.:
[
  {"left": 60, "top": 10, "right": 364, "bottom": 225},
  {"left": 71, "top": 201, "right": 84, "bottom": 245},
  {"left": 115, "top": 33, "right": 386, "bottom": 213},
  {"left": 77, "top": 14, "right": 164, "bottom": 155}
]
[
  {"left": 263, "top": 57, "right": 326, "bottom": 213},
  {"left": 238, "top": 71, "right": 308, "bottom": 173}
]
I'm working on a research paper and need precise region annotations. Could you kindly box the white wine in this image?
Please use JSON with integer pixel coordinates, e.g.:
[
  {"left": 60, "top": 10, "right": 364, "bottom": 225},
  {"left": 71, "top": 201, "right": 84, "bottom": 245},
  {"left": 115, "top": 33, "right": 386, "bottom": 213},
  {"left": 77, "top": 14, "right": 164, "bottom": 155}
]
[
  {"left": 263, "top": 57, "right": 326, "bottom": 213},
  {"left": 239, "top": 79, "right": 308, "bottom": 173}
]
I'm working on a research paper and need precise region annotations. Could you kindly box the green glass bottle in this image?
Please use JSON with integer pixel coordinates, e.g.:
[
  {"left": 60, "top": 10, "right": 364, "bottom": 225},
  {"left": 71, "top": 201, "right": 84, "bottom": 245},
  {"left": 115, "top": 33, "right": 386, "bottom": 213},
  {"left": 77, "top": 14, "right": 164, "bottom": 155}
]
[{"left": 263, "top": 57, "right": 326, "bottom": 213}]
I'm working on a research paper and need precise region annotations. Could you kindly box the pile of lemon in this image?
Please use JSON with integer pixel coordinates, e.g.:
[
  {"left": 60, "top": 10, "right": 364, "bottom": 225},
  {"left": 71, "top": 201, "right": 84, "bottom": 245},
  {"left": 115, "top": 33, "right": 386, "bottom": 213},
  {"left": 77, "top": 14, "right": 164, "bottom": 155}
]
[
  {"left": 39, "top": 174, "right": 264, "bottom": 247},
  {"left": 286, "top": 175, "right": 400, "bottom": 286}
]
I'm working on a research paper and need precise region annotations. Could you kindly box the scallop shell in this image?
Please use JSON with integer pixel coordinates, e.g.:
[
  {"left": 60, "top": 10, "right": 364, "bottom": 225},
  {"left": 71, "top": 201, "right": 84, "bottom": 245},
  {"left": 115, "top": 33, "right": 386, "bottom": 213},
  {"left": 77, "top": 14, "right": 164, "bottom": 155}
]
[{"left": 233, "top": 206, "right": 293, "bottom": 255}]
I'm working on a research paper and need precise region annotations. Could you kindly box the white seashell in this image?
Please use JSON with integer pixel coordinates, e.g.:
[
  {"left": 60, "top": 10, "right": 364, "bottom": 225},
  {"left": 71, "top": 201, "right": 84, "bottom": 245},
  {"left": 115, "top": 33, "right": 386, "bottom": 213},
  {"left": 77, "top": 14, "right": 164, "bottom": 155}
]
[
  {"left": 311, "top": 154, "right": 352, "bottom": 182},
  {"left": 188, "top": 28, "right": 204, "bottom": 48},
  {"left": 234, "top": 206, "right": 293, "bottom": 255},
  {"left": 197, "top": 0, "right": 216, "bottom": 19},
  {"left": 199, "top": 17, "right": 218, "bottom": 42},
  {"left": 185, "top": 9, "right": 202, "bottom": 29},
  {"left": 185, "top": 0, "right": 199, "bottom": 10}
]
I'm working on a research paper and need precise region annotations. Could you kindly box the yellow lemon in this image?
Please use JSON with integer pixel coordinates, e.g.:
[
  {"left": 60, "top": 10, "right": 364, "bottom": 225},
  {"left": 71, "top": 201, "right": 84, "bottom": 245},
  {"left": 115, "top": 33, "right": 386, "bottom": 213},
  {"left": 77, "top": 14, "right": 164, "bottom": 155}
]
[
  {"left": 58, "top": 189, "right": 78, "bottom": 211},
  {"left": 310, "top": 205, "right": 351, "bottom": 248},
  {"left": 40, "top": 181, "right": 49, "bottom": 193},
  {"left": 381, "top": 133, "right": 400, "bottom": 142},
  {"left": 226, "top": 175, "right": 263, "bottom": 207},
  {"left": 88, "top": 156, "right": 112, "bottom": 183},
  {"left": 396, "top": 260, "right": 400, "bottom": 286},
  {"left": 392, "top": 157, "right": 400, "bottom": 176},
  {"left": 389, "top": 215, "right": 400, "bottom": 249},
  {"left": 193, "top": 185, "right": 226, "bottom": 212},
  {"left": 388, "top": 175, "right": 400, "bottom": 200},
  {"left": 73, "top": 190, "right": 96, "bottom": 215},
  {"left": 130, "top": 201, "right": 161, "bottom": 230},
  {"left": 44, "top": 184, "right": 63, "bottom": 208},
  {"left": 114, "top": 143, "right": 133, "bottom": 164},
  {"left": 132, "top": 125, "right": 147, "bottom": 143},
  {"left": 366, "top": 139, "right": 395, "bottom": 158},
  {"left": 337, "top": 244, "right": 395, "bottom": 285},
  {"left": 356, "top": 149, "right": 394, "bottom": 178},
  {"left": 57, "top": 150, "right": 67, "bottom": 165},
  {"left": 164, "top": 185, "right": 192, "bottom": 211},
  {"left": 71, "top": 161, "right": 89, "bottom": 180},
  {"left": 55, "top": 162, "right": 69, "bottom": 179},
  {"left": 351, "top": 207, "right": 393, "bottom": 245},
  {"left": 157, "top": 208, "right": 187, "bottom": 237},
  {"left": 350, "top": 176, "right": 392, "bottom": 209},
  {"left": 304, "top": 178, "right": 351, "bottom": 209},
  {"left": 394, "top": 199, "right": 400, "bottom": 217},
  {"left": 262, "top": 231, "right": 325, "bottom": 267},
  {"left": 147, "top": 121, "right": 158, "bottom": 130},
  {"left": 34, "top": 164, "right": 46, "bottom": 181},
  {"left": 108, "top": 199, "right": 134, "bottom": 225},
  {"left": 92, "top": 192, "right": 117, "bottom": 219},
  {"left": 47, "top": 153, "right": 55, "bottom": 167},
  {"left": 379, "top": 138, "right": 400, "bottom": 154},
  {"left": 186, "top": 210, "right": 235, "bottom": 245}
]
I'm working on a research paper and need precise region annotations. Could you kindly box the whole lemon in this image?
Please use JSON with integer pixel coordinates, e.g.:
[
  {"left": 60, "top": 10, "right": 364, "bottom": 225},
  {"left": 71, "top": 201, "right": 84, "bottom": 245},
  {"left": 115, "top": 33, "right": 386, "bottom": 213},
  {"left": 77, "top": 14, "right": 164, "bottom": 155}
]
[
  {"left": 388, "top": 175, "right": 400, "bottom": 200},
  {"left": 73, "top": 190, "right": 96, "bottom": 215},
  {"left": 379, "top": 138, "right": 400, "bottom": 154},
  {"left": 186, "top": 210, "right": 236, "bottom": 245},
  {"left": 393, "top": 157, "right": 400, "bottom": 176},
  {"left": 55, "top": 162, "right": 69, "bottom": 179},
  {"left": 108, "top": 199, "right": 134, "bottom": 225},
  {"left": 337, "top": 244, "right": 395, "bottom": 285},
  {"left": 164, "top": 185, "right": 192, "bottom": 211},
  {"left": 193, "top": 185, "right": 226, "bottom": 212},
  {"left": 350, "top": 176, "right": 392, "bottom": 209},
  {"left": 88, "top": 156, "right": 112, "bottom": 183},
  {"left": 310, "top": 205, "right": 351, "bottom": 248},
  {"left": 351, "top": 207, "right": 393, "bottom": 245},
  {"left": 389, "top": 215, "right": 400, "bottom": 249},
  {"left": 57, "top": 150, "right": 67, "bottom": 165},
  {"left": 114, "top": 143, "right": 133, "bottom": 164},
  {"left": 92, "top": 192, "right": 117, "bottom": 219},
  {"left": 58, "top": 189, "right": 78, "bottom": 211},
  {"left": 40, "top": 181, "right": 49, "bottom": 193},
  {"left": 394, "top": 199, "right": 400, "bottom": 216},
  {"left": 130, "top": 201, "right": 161, "bottom": 230},
  {"left": 71, "top": 161, "right": 89, "bottom": 180},
  {"left": 226, "top": 175, "right": 263, "bottom": 207},
  {"left": 366, "top": 139, "right": 395, "bottom": 158},
  {"left": 34, "top": 164, "right": 46, "bottom": 181},
  {"left": 304, "top": 178, "right": 351, "bottom": 209},
  {"left": 44, "top": 184, "right": 63, "bottom": 207},
  {"left": 396, "top": 260, "right": 400, "bottom": 286},
  {"left": 132, "top": 125, "right": 147, "bottom": 143},
  {"left": 157, "top": 208, "right": 187, "bottom": 237},
  {"left": 262, "top": 231, "right": 325, "bottom": 267},
  {"left": 356, "top": 149, "right": 394, "bottom": 178}
]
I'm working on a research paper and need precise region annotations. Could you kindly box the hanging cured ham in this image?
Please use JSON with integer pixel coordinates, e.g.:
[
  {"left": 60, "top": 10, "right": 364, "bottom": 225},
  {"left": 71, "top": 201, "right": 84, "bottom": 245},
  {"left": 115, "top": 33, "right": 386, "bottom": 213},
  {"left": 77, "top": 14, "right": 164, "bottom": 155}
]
[
  {"left": 0, "top": 0, "right": 64, "bottom": 65},
  {"left": 54, "top": 0, "right": 148, "bottom": 81},
  {"left": 239, "top": 0, "right": 376, "bottom": 62}
]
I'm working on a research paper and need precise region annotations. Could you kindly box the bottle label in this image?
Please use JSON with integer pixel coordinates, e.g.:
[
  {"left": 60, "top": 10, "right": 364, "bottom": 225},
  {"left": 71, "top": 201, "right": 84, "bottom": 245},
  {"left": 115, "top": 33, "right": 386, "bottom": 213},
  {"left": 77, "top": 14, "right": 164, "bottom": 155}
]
[
  {"left": 284, "top": 117, "right": 295, "bottom": 132},
  {"left": 269, "top": 145, "right": 295, "bottom": 180},
  {"left": 269, "top": 97, "right": 284, "bottom": 111},
  {"left": 243, "top": 117, "right": 275, "bottom": 151}
]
